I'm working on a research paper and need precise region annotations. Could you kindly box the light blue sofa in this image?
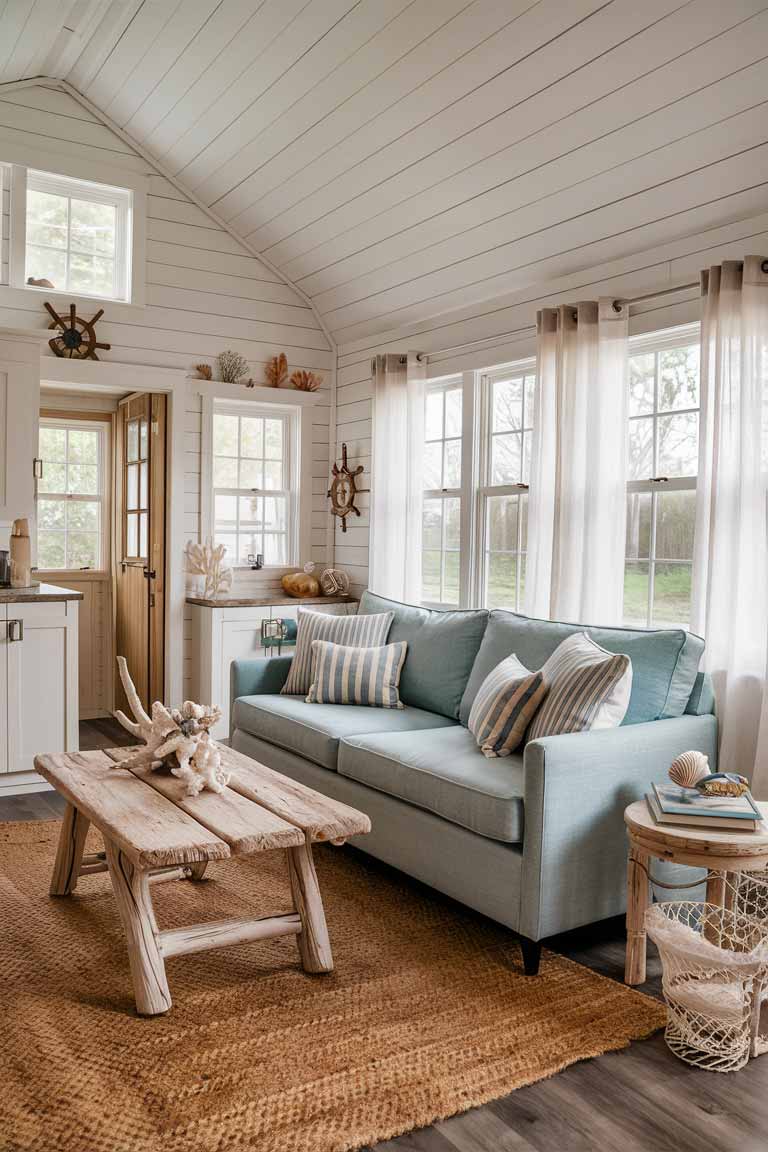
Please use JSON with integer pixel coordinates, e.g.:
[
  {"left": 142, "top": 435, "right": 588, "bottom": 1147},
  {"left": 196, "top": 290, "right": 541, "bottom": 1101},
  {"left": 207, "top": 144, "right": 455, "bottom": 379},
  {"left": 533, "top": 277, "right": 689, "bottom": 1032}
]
[{"left": 230, "top": 591, "right": 716, "bottom": 974}]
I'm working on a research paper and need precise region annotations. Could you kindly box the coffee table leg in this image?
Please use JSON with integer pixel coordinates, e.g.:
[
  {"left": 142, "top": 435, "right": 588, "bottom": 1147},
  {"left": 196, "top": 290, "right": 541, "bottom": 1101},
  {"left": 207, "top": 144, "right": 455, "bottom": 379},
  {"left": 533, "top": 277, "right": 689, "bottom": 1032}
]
[
  {"left": 50, "top": 803, "right": 90, "bottom": 896},
  {"left": 104, "top": 839, "right": 172, "bottom": 1016},
  {"left": 287, "top": 841, "right": 333, "bottom": 974},
  {"left": 625, "top": 844, "right": 650, "bottom": 985}
]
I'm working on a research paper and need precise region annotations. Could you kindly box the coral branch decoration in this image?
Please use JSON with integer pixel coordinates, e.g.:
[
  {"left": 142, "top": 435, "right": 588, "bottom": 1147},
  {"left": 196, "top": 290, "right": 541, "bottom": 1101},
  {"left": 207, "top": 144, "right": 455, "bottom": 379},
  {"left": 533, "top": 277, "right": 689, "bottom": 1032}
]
[
  {"left": 113, "top": 657, "right": 229, "bottom": 796},
  {"left": 218, "top": 349, "right": 250, "bottom": 384},
  {"left": 265, "top": 352, "right": 288, "bottom": 388},
  {"left": 185, "top": 539, "right": 233, "bottom": 599},
  {"left": 194, "top": 362, "right": 212, "bottom": 380},
  {"left": 290, "top": 369, "right": 322, "bottom": 392}
]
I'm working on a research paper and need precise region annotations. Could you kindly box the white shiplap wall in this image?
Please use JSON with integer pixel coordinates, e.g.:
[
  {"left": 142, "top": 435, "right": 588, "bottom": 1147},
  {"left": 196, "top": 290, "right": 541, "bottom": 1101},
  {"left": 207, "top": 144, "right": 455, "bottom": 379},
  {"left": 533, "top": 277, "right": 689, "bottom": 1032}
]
[
  {"left": 0, "top": 84, "right": 333, "bottom": 699},
  {"left": 337, "top": 209, "right": 768, "bottom": 594}
]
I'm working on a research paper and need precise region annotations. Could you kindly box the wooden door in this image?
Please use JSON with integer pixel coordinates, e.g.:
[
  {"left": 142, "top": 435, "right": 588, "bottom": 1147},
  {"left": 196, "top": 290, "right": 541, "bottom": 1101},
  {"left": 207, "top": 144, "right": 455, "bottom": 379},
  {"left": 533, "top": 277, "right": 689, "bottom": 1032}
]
[
  {"left": 6, "top": 601, "right": 79, "bottom": 775},
  {"left": 114, "top": 393, "right": 166, "bottom": 711}
]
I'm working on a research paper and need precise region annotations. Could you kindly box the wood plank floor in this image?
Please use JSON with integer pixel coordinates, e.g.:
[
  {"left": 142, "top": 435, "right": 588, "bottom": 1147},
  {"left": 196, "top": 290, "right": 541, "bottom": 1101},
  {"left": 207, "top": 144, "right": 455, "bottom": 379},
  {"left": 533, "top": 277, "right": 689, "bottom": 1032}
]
[{"left": 2, "top": 740, "right": 764, "bottom": 1151}]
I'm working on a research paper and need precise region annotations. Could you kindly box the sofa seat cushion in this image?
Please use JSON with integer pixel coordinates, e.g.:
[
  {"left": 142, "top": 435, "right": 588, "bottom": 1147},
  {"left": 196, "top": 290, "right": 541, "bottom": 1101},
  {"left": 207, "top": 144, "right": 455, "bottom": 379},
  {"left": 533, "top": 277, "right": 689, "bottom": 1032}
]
[
  {"left": 338, "top": 726, "right": 524, "bottom": 844},
  {"left": 232, "top": 694, "right": 456, "bottom": 770}
]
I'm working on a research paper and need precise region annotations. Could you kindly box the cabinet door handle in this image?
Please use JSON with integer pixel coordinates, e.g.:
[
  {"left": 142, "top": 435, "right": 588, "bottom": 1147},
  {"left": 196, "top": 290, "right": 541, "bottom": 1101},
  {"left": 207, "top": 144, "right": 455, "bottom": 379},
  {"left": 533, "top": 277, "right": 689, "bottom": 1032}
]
[{"left": 8, "top": 619, "right": 23, "bottom": 642}]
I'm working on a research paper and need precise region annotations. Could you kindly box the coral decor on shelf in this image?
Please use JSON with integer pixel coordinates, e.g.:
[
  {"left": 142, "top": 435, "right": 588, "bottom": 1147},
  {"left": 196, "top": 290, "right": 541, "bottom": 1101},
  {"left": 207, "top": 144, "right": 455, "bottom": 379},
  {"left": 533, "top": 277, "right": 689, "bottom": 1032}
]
[
  {"left": 185, "top": 539, "right": 233, "bottom": 600},
  {"left": 265, "top": 352, "right": 288, "bottom": 387},
  {"left": 290, "top": 369, "right": 322, "bottom": 392}
]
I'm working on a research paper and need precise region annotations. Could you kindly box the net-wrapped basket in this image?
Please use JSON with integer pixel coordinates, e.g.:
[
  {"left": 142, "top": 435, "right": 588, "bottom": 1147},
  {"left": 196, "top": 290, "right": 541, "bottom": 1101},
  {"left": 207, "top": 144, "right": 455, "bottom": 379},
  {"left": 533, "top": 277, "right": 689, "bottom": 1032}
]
[{"left": 646, "top": 901, "right": 768, "bottom": 1072}]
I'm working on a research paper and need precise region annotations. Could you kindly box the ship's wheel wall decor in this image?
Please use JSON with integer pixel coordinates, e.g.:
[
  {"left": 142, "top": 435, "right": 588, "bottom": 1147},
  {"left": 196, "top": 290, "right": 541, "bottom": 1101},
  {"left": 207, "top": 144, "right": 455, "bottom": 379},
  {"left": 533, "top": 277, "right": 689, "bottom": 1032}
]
[
  {"left": 328, "top": 443, "right": 368, "bottom": 533},
  {"left": 44, "top": 301, "right": 112, "bottom": 360}
]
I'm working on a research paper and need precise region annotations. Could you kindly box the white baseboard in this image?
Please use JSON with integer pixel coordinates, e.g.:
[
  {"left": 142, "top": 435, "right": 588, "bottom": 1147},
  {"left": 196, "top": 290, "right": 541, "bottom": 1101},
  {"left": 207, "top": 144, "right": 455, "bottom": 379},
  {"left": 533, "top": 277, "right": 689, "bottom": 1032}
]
[{"left": 0, "top": 773, "right": 54, "bottom": 796}]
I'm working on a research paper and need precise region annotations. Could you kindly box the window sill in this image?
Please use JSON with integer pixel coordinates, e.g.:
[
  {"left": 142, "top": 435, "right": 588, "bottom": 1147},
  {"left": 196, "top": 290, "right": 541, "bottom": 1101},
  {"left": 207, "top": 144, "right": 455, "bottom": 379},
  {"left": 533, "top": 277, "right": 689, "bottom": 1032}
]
[{"left": 0, "top": 283, "right": 146, "bottom": 311}]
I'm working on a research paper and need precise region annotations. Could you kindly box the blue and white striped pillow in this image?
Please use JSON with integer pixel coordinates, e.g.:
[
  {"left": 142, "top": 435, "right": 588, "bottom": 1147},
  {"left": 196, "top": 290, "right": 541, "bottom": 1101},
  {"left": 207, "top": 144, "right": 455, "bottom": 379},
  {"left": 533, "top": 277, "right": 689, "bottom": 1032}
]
[
  {"left": 468, "top": 654, "right": 548, "bottom": 757},
  {"left": 281, "top": 608, "right": 394, "bottom": 697},
  {"left": 526, "top": 632, "right": 632, "bottom": 740},
  {"left": 306, "top": 639, "right": 408, "bottom": 708}
]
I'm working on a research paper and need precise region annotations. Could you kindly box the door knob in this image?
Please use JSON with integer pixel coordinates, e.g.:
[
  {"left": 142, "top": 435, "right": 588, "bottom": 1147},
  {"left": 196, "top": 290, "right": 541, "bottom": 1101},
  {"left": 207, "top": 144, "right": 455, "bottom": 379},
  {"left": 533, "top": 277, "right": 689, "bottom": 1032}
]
[{"left": 142, "top": 567, "right": 156, "bottom": 580}]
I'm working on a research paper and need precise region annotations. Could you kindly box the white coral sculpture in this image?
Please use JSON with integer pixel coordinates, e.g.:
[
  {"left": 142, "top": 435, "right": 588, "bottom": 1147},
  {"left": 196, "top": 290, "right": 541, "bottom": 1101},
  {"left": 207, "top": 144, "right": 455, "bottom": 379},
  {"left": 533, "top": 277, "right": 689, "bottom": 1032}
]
[
  {"left": 185, "top": 538, "right": 232, "bottom": 599},
  {"left": 113, "top": 656, "right": 229, "bottom": 796},
  {"left": 218, "top": 349, "right": 249, "bottom": 384}
]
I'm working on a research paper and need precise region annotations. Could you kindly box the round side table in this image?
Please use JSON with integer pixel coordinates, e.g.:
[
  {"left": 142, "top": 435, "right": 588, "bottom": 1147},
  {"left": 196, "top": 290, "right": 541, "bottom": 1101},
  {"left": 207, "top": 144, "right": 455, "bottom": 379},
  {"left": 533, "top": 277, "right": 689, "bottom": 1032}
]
[{"left": 623, "top": 799, "right": 768, "bottom": 985}]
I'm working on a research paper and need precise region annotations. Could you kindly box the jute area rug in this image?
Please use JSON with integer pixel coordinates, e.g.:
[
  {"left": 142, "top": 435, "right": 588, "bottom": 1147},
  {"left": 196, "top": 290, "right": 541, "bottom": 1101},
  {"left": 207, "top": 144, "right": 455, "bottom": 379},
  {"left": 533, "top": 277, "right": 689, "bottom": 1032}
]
[{"left": 0, "top": 820, "right": 664, "bottom": 1152}]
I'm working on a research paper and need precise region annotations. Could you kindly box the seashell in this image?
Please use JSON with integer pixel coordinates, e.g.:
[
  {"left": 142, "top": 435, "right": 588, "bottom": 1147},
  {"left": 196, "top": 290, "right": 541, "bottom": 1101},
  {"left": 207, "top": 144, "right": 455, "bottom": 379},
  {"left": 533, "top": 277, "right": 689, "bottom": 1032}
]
[{"left": 668, "top": 750, "right": 709, "bottom": 789}]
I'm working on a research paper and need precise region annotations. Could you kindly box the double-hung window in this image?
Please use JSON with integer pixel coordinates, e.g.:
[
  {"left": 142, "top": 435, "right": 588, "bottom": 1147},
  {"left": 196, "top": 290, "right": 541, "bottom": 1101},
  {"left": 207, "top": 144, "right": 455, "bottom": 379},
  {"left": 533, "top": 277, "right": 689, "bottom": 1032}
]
[
  {"left": 477, "top": 362, "right": 536, "bottom": 611},
  {"left": 212, "top": 404, "right": 295, "bottom": 567},
  {"left": 37, "top": 418, "right": 108, "bottom": 571},
  {"left": 624, "top": 324, "right": 700, "bottom": 628},
  {"left": 421, "top": 377, "right": 463, "bottom": 607}
]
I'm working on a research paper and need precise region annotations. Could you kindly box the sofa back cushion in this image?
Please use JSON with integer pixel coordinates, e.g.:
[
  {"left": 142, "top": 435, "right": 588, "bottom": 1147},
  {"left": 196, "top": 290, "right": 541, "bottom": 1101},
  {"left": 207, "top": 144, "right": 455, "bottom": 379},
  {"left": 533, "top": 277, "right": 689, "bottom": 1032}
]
[
  {"left": 459, "top": 609, "right": 704, "bottom": 727},
  {"left": 358, "top": 591, "right": 488, "bottom": 719}
]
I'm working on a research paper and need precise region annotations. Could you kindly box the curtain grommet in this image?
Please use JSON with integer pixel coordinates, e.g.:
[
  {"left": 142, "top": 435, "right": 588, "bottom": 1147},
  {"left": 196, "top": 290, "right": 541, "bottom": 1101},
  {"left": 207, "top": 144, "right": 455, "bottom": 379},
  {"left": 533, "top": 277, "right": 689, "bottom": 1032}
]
[{"left": 761, "top": 260, "right": 768, "bottom": 274}]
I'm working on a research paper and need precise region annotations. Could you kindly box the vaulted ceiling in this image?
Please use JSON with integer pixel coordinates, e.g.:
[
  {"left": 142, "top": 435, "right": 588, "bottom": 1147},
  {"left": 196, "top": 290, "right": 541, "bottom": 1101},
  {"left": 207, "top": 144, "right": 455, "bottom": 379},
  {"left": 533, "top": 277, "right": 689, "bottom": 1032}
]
[{"left": 1, "top": 0, "right": 767, "bottom": 346}]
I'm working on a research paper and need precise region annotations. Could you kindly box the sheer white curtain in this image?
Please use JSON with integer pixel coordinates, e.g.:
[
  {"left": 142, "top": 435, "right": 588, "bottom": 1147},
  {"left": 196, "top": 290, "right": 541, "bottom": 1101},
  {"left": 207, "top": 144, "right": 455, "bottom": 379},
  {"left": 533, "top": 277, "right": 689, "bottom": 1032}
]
[
  {"left": 525, "top": 299, "right": 629, "bottom": 624},
  {"left": 692, "top": 256, "right": 768, "bottom": 796},
  {"left": 369, "top": 352, "right": 426, "bottom": 602}
]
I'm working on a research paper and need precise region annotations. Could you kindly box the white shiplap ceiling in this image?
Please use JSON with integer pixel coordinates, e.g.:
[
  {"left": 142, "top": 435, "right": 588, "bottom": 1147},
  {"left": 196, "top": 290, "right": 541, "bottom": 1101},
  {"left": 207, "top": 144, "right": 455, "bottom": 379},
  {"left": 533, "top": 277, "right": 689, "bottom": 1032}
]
[{"left": 2, "top": 0, "right": 768, "bottom": 345}]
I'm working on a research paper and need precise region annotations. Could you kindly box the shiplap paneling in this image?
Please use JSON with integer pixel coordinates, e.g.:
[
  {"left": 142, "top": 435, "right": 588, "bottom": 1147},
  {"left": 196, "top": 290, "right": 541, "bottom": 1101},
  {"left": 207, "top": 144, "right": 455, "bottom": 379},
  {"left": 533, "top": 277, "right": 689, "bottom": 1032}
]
[
  {"left": 1, "top": 1, "right": 766, "bottom": 345},
  {"left": 0, "top": 83, "right": 333, "bottom": 701}
]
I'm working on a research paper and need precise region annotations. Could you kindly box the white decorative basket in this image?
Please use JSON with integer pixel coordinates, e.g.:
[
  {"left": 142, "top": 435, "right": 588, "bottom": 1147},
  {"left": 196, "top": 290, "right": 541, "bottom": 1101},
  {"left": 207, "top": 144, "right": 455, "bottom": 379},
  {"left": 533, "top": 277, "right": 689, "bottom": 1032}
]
[{"left": 646, "top": 900, "right": 768, "bottom": 1072}]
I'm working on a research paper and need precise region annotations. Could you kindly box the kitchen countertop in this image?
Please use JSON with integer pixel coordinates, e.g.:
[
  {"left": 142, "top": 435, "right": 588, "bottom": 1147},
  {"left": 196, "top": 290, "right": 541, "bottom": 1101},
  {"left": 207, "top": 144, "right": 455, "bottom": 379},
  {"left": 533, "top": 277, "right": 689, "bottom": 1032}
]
[
  {"left": 186, "top": 594, "right": 358, "bottom": 608},
  {"left": 0, "top": 582, "right": 84, "bottom": 603}
]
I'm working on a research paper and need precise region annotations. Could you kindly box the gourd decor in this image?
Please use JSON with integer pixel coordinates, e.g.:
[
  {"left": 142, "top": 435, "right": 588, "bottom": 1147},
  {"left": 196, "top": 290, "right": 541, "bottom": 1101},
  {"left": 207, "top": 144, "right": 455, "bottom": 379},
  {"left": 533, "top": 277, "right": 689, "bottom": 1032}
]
[{"left": 281, "top": 561, "right": 320, "bottom": 599}]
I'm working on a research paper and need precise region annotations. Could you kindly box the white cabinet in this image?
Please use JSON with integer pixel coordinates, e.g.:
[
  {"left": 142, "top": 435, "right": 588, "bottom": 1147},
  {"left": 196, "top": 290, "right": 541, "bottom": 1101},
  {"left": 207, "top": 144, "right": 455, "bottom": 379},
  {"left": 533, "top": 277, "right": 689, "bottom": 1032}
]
[
  {"left": 0, "top": 331, "right": 42, "bottom": 524},
  {"left": 190, "top": 600, "right": 355, "bottom": 740},
  {"left": 1, "top": 599, "right": 79, "bottom": 789}
]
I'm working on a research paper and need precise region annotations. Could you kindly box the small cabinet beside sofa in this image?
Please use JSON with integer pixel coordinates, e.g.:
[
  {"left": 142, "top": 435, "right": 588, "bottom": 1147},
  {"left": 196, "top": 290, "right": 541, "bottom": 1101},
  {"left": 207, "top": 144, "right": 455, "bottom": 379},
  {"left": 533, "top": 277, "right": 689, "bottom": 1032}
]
[{"left": 188, "top": 594, "right": 358, "bottom": 740}]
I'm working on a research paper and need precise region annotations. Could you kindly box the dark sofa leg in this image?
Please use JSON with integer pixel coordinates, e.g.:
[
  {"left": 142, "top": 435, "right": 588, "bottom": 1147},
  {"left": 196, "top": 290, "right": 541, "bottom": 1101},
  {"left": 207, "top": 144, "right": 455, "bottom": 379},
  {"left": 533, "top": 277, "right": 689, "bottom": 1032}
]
[{"left": 519, "top": 936, "right": 542, "bottom": 976}]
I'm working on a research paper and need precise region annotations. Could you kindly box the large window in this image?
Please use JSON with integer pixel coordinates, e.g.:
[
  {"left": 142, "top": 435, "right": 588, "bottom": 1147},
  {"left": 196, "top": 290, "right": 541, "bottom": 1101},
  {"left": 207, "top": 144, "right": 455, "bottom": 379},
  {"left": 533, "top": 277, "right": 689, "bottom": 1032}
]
[
  {"left": 23, "top": 169, "right": 131, "bottom": 301},
  {"left": 422, "top": 377, "right": 462, "bottom": 606},
  {"left": 212, "top": 405, "right": 295, "bottom": 566},
  {"left": 624, "top": 325, "right": 700, "bottom": 628},
  {"left": 37, "top": 418, "right": 108, "bottom": 571},
  {"left": 478, "top": 363, "right": 535, "bottom": 611}
]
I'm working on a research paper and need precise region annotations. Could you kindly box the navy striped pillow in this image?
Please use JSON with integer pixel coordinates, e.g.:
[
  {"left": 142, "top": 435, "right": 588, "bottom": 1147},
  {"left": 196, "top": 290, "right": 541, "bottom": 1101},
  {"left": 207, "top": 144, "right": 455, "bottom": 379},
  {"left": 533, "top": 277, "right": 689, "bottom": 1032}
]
[
  {"left": 468, "top": 654, "right": 548, "bottom": 757},
  {"left": 281, "top": 608, "right": 394, "bottom": 696},
  {"left": 306, "top": 639, "right": 408, "bottom": 708}
]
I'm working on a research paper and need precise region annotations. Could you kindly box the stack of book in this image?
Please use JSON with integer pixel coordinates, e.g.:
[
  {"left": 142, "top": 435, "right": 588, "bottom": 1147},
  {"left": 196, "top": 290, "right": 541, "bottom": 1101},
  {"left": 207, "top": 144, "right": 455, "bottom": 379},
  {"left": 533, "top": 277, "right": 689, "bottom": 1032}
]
[{"left": 646, "top": 782, "right": 762, "bottom": 831}]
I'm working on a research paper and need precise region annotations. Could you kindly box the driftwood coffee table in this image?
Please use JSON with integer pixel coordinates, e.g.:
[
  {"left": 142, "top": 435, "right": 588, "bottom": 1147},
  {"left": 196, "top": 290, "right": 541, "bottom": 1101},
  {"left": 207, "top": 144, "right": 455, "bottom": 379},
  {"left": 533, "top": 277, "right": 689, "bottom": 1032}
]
[{"left": 34, "top": 745, "right": 371, "bottom": 1016}]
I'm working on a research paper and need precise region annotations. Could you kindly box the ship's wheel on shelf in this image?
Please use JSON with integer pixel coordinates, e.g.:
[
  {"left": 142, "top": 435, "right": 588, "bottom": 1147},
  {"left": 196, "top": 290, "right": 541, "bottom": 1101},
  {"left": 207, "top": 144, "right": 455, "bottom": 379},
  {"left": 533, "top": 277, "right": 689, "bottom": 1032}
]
[{"left": 44, "top": 301, "right": 112, "bottom": 360}]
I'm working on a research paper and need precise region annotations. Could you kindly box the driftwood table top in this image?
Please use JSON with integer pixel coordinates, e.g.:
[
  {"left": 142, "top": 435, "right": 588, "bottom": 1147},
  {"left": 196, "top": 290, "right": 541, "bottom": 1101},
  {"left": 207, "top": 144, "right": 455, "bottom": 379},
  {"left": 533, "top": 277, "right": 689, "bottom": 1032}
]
[{"left": 34, "top": 745, "right": 371, "bottom": 870}]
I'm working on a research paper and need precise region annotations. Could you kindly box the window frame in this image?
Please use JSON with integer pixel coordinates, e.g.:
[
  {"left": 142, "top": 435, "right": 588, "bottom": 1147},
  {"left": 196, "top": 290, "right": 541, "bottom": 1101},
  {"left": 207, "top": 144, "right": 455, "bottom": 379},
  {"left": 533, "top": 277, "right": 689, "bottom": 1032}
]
[
  {"left": 211, "top": 400, "right": 299, "bottom": 569},
  {"left": 23, "top": 168, "right": 132, "bottom": 303},
  {"left": 475, "top": 359, "right": 536, "bottom": 614},
  {"left": 36, "top": 415, "right": 110, "bottom": 574},
  {"left": 624, "top": 322, "right": 701, "bottom": 629},
  {"left": 421, "top": 375, "right": 465, "bottom": 609},
  {"left": 2, "top": 149, "right": 146, "bottom": 305}
]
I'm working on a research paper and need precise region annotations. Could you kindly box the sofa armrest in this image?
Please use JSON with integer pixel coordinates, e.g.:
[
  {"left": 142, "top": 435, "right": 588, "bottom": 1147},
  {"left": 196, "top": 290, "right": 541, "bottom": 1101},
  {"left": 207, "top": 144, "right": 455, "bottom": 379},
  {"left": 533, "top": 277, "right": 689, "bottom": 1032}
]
[
  {"left": 519, "top": 714, "right": 718, "bottom": 940},
  {"left": 230, "top": 657, "right": 292, "bottom": 707}
]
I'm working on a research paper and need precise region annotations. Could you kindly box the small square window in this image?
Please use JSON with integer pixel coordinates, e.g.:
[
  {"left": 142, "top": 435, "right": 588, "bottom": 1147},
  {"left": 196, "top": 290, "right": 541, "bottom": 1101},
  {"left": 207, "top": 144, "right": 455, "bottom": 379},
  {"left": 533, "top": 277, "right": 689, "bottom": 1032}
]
[{"left": 22, "top": 169, "right": 132, "bottom": 302}]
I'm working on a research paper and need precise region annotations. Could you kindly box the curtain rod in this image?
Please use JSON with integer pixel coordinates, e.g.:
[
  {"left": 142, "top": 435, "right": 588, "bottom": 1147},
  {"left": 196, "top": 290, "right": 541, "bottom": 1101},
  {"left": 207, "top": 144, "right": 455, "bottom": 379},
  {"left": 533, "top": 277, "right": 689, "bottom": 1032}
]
[{"left": 417, "top": 279, "right": 701, "bottom": 361}]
